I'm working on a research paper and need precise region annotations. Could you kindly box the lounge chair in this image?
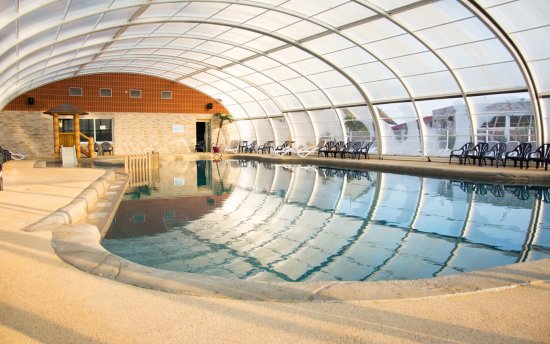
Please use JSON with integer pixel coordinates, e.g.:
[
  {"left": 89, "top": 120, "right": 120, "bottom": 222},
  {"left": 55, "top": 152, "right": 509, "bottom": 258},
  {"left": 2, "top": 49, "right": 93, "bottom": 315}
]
[
  {"left": 340, "top": 141, "right": 361, "bottom": 159},
  {"left": 449, "top": 142, "right": 473, "bottom": 165},
  {"left": 355, "top": 140, "right": 373, "bottom": 159},
  {"left": 238, "top": 140, "right": 248, "bottom": 153},
  {"left": 526, "top": 143, "right": 550, "bottom": 170},
  {"left": 292, "top": 144, "right": 318, "bottom": 157},
  {"left": 274, "top": 141, "right": 293, "bottom": 155},
  {"left": 257, "top": 141, "right": 274, "bottom": 154},
  {"left": 100, "top": 142, "right": 114, "bottom": 155},
  {"left": 224, "top": 140, "right": 239, "bottom": 153},
  {"left": 480, "top": 142, "right": 506, "bottom": 167},
  {"left": 465, "top": 142, "right": 488, "bottom": 165},
  {"left": 504, "top": 142, "right": 531, "bottom": 169},
  {"left": 318, "top": 140, "right": 334, "bottom": 157},
  {"left": 245, "top": 140, "right": 257, "bottom": 153}
]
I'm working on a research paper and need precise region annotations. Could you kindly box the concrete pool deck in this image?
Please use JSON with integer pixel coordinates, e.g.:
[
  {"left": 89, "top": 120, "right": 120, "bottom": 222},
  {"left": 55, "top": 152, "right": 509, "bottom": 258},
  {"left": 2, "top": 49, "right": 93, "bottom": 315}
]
[{"left": 1, "top": 158, "right": 549, "bottom": 342}]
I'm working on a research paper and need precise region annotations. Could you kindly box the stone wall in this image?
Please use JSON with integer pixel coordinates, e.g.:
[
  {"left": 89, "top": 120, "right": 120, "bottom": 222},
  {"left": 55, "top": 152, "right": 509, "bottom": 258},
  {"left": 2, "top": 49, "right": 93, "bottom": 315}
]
[
  {"left": 0, "top": 111, "right": 53, "bottom": 157},
  {"left": 0, "top": 111, "right": 238, "bottom": 157}
]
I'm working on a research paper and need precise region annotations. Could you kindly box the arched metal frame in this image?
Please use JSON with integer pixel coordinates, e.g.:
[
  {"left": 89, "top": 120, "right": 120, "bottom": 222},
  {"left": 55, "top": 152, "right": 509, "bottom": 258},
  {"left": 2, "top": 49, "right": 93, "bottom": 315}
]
[{"left": 0, "top": 0, "right": 546, "bottom": 157}]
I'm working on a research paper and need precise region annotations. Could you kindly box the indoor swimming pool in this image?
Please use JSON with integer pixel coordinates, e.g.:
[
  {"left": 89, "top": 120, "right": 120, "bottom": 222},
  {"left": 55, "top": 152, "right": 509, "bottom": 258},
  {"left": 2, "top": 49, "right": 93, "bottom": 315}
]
[{"left": 102, "top": 159, "right": 550, "bottom": 282}]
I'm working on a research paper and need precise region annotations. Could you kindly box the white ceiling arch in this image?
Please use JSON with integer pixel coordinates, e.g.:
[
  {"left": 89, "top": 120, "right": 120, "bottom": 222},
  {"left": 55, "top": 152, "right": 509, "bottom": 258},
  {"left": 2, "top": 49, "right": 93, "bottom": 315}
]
[{"left": 1, "top": 0, "right": 549, "bottom": 145}]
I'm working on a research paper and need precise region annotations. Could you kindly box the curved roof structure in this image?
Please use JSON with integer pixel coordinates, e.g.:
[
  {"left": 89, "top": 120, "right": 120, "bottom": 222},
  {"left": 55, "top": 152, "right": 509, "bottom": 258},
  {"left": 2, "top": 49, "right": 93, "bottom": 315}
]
[{"left": 1, "top": 0, "right": 549, "bottom": 157}]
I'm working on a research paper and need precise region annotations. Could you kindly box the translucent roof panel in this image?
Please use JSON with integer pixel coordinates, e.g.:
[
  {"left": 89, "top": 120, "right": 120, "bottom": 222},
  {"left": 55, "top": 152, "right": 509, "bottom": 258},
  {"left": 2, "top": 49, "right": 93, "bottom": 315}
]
[{"left": 0, "top": 0, "right": 547, "bottom": 153}]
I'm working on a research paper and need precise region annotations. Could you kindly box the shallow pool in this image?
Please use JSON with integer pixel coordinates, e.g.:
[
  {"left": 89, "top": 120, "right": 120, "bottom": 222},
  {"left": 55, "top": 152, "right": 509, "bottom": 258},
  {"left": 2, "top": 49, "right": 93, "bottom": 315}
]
[{"left": 102, "top": 159, "right": 550, "bottom": 282}]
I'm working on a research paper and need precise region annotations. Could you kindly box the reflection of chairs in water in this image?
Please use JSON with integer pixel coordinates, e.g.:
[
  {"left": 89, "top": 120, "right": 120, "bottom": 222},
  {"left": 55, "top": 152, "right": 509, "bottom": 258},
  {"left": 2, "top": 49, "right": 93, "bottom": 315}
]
[{"left": 318, "top": 167, "right": 371, "bottom": 181}]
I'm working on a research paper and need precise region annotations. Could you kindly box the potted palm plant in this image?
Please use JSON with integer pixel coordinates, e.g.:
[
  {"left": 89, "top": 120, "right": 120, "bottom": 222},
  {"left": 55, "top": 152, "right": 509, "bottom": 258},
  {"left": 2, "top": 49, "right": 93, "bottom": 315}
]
[{"left": 213, "top": 112, "right": 233, "bottom": 153}]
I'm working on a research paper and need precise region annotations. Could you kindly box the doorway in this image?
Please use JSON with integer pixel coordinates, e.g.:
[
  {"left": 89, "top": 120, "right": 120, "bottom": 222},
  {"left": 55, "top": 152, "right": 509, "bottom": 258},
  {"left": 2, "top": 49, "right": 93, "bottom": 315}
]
[{"left": 196, "top": 121, "right": 211, "bottom": 152}]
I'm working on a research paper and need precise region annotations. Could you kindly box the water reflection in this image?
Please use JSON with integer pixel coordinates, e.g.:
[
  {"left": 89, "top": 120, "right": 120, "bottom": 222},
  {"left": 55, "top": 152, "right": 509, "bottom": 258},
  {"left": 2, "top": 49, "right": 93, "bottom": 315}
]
[{"left": 103, "top": 159, "right": 550, "bottom": 282}]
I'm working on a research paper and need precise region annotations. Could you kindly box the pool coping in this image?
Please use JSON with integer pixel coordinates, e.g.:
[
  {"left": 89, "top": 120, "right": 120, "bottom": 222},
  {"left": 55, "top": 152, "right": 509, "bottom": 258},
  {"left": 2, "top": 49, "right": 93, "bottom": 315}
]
[{"left": 26, "top": 157, "right": 550, "bottom": 302}]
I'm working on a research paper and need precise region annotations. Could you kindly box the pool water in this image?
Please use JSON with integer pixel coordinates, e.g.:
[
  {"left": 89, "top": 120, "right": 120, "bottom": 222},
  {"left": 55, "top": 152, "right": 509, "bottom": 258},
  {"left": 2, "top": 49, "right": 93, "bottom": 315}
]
[{"left": 102, "top": 160, "right": 550, "bottom": 282}]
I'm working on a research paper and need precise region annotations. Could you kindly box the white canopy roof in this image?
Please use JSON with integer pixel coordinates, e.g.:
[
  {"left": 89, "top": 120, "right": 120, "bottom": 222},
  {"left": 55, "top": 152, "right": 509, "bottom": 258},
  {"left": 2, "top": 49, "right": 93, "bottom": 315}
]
[{"left": 1, "top": 0, "right": 549, "bottom": 154}]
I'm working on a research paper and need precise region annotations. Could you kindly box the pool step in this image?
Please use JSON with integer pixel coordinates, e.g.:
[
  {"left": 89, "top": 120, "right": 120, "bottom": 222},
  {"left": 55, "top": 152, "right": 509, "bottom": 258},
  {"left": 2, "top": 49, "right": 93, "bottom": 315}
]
[{"left": 86, "top": 173, "right": 128, "bottom": 237}]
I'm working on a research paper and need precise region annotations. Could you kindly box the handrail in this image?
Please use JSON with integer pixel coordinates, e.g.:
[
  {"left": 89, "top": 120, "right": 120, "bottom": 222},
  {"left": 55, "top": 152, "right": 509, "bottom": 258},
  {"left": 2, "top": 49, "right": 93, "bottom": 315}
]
[{"left": 79, "top": 132, "right": 94, "bottom": 158}]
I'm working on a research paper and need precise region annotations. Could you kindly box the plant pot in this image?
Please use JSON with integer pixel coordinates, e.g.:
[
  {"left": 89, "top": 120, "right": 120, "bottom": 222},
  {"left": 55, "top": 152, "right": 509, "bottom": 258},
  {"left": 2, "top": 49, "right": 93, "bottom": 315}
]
[{"left": 213, "top": 146, "right": 220, "bottom": 153}]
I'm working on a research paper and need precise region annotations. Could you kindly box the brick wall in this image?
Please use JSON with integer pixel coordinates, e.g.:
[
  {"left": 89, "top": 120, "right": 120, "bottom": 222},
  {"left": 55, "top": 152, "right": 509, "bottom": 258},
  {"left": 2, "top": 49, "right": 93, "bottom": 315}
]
[
  {"left": 3, "top": 73, "right": 227, "bottom": 114},
  {"left": 0, "top": 111, "right": 53, "bottom": 157}
]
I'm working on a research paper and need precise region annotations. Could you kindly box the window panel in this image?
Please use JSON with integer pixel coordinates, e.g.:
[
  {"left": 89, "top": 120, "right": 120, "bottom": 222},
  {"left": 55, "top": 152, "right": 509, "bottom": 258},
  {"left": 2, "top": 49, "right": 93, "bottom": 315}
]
[
  {"left": 360, "top": 79, "right": 409, "bottom": 102},
  {"left": 416, "top": 98, "right": 471, "bottom": 156},
  {"left": 285, "top": 111, "right": 315, "bottom": 146},
  {"left": 324, "top": 47, "right": 376, "bottom": 68},
  {"left": 236, "top": 120, "right": 257, "bottom": 141},
  {"left": 314, "top": 2, "right": 376, "bottom": 28},
  {"left": 541, "top": 98, "right": 550, "bottom": 142},
  {"left": 302, "top": 34, "right": 355, "bottom": 55},
  {"left": 211, "top": 4, "right": 266, "bottom": 23},
  {"left": 418, "top": 17, "right": 494, "bottom": 49},
  {"left": 262, "top": 65, "right": 300, "bottom": 80},
  {"left": 251, "top": 118, "right": 275, "bottom": 143},
  {"left": 288, "top": 58, "right": 332, "bottom": 75},
  {"left": 345, "top": 62, "right": 394, "bottom": 83},
  {"left": 174, "top": 2, "right": 228, "bottom": 18},
  {"left": 309, "top": 109, "right": 344, "bottom": 141},
  {"left": 456, "top": 63, "right": 525, "bottom": 93},
  {"left": 403, "top": 72, "right": 460, "bottom": 98},
  {"left": 308, "top": 70, "right": 350, "bottom": 89},
  {"left": 513, "top": 27, "right": 550, "bottom": 61},
  {"left": 246, "top": 10, "right": 300, "bottom": 31},
  {"left": 273, "top": 94, "right": 302, "bottom": 110},
  {"left": 484, "top": 0, "right": 550, "bottom": 32},
  {"left": 259, "top": 99, "right": 282, "bottom": 116},
  {"left": 394, "top": 0, "right": 473, "bottom": 31},
  {"left": 280, "top": 77, "right": 318, "bottom": 93},
  {"left": 376, "top": 103, "right": 421, "bottom": 156},
  {"left": 276, "top": 20, "right": 326, "bottom": 41},
  {"left": 19, "top": 2, "right": 66, "bottom": 38},
  {"left": 241, "top": 102, "right": 266, "bottom": 117},
  {"left": 337, "top": 106, "right": 377, "bottom": 144},
  {"left": 365, "top": 34, "right": 426, "bottom": 60},
  {"left": 439, "top": 39, "right": 513, "bottom": 69},
  {"left": 295, "top": 90, "right": 332, "bottom": 108},
  {"left": 467, "top": 93, "right": 535, "bottom": 144},
  {"left": 270, "top": 117, "right": 291, "bottom": 145},
  {"left": 325, "top": 86, "right": 364, "bottom": 105},
  {"left": 268, "top": 46, "right": 312, "bottom": 64},
  {"left": 343, "top": 18, "right": 405, "bottom": 45},
  {"left": 386, "top": 52, "right": 446, "bottom": 77}
]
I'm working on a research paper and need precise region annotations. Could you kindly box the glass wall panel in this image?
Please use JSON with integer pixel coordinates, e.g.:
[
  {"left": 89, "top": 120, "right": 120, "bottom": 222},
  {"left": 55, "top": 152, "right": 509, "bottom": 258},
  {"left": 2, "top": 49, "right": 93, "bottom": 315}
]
[
  {"left": 531, "top": 59, "right": 550, "bottom": 93},
  {"left": 416, "top": 98, "right": 471, "bottom": 156},
  {"left": 258, "top": 99, "right": 282, "bottom": 116},
  {"left": 467, "top": 93, "right": 535, "bottom": 145},
  {"left": 270, "top": 117, "right": 291, "bottom": 146},
  {"left": 236, "top": 120, "right": 256, "bottom": 141},
  {"left": 376, "top": 103, "right": 421, "bottom": 156},
  {"left": 284, "top": 111, "right": 315, "bottom": 146},
  {"left": 542, "top": 98, "right": 550, "bottom": 143},
  {"left": 273, "top": 94, "right": 302, "bottom": 110},
  {"left": 337, "top": 106, "right": 377, "bottom": 146},
  {"left": 309, "top": 109, "right": 344, "bottom": 142},
  {"left": 251, "top": 118, "right": 274, "bottom": 144}
]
